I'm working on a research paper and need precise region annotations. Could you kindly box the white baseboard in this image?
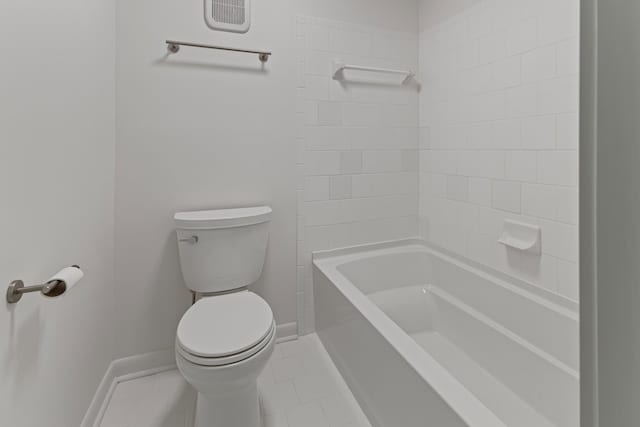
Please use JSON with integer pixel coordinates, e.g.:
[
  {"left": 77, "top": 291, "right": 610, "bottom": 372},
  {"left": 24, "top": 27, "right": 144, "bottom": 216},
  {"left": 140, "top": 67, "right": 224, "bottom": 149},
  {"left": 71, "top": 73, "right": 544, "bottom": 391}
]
[
  {"left": 80, "top": 349, "right": 176, "bottom": 427},
  {"left": 81, "top": 322, "right": 298, "bottom": 427},
  {"left": 276, "top": 321, "right": 298, "bottom": 343}
]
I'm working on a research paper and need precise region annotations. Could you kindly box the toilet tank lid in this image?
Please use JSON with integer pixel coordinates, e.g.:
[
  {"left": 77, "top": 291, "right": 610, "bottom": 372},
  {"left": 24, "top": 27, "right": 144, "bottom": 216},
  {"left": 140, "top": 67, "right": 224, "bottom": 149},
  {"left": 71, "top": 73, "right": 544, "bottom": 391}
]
[{"left": 174, "top": 206, "right": 272, "bottom": 230}]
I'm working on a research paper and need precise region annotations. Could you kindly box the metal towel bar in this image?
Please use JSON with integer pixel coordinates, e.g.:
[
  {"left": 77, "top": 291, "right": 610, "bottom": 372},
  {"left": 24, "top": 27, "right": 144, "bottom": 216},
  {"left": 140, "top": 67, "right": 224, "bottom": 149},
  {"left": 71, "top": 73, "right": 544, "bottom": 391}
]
[{"left": 166, "top": 40, "right": 271, "bottom": 63}]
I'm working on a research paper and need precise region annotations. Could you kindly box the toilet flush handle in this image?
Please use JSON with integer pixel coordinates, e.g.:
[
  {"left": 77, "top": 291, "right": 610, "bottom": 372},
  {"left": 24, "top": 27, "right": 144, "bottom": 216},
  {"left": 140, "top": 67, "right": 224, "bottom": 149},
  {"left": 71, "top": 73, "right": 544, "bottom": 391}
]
[{"left": 179, "top": 236, "right": 199, "bottom": 244}]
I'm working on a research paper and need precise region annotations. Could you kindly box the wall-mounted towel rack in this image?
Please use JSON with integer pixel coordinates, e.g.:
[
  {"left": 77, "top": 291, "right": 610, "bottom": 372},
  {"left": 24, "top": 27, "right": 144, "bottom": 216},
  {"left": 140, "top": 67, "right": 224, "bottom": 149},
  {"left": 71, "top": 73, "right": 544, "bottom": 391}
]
[
  {"left": 166, "top": 40, "right": 272, "bottom": 63},
  {"left": 332, "top": 61, "right": 415, "bottom": 84}
]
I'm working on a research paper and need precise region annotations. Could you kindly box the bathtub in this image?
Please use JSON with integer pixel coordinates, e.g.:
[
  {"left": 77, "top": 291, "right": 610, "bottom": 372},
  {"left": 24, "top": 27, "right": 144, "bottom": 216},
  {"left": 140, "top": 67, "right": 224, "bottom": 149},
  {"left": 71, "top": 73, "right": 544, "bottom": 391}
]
[{"left": 313, "top": 239, "right": 579, "bottom": 427}]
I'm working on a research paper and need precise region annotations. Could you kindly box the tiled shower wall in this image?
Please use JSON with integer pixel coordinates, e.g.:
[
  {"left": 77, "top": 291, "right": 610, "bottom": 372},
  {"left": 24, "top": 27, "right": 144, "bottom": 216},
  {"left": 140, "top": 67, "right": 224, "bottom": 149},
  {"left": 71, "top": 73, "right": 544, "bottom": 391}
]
[
  {"left": 296, "top": 16, "right": 420, "bottom": 333},
  {"left": 418, "top": 0, "right": 580, "bottom": 300},
  {"left": 298, "top": 0, "right": 580, "bottom": 334}
]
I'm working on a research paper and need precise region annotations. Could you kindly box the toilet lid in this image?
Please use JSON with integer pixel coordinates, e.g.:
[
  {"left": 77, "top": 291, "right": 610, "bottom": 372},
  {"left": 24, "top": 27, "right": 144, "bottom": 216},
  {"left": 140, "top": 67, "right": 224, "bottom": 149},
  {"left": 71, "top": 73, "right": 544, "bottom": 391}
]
[{"left": 177, "top": 292, "right": 274, "bottom": 358}]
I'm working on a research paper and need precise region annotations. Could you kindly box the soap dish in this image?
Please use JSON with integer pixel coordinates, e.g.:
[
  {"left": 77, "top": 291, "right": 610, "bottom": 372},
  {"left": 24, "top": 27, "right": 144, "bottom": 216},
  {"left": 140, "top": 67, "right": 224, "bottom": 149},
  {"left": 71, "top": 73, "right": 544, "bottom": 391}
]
[{"left": 498, "top": 220, "right": 541, "bottom": 255}]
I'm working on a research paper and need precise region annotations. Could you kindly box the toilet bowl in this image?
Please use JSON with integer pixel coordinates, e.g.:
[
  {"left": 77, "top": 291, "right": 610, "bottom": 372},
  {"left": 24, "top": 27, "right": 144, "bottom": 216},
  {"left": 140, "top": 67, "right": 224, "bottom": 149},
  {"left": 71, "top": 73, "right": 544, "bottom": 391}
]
[
  {"left": 173, "top": 207, "right": 274, "bottom": 427},
  {"left": 176, "top": 291, "right": 275, "bottom": 427}
]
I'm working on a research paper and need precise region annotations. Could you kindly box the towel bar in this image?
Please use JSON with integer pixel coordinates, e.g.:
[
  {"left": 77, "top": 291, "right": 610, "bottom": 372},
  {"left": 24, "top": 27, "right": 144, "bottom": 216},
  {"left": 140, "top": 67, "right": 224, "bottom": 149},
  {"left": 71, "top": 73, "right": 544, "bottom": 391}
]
[{"left": 166, "top": 40, "right": 271, "bottom": 63}]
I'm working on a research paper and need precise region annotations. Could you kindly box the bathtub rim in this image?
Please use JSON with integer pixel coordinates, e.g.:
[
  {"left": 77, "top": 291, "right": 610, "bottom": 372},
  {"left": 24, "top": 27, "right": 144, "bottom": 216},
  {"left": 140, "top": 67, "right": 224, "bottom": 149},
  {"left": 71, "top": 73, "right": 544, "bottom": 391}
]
[
  {"left": 314, "top": 237, "right": 578, "bottom": 315},
  {"left": 313, "top": 238, "right": 579, "bottom": 427}
]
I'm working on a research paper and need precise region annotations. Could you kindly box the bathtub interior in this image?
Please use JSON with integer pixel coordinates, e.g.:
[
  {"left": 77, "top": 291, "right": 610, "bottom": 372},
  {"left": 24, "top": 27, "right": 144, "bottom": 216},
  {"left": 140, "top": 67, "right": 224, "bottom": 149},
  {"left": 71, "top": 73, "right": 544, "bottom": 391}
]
[{"left": 336, "top": 246, "right": 579, "bottom": 427}]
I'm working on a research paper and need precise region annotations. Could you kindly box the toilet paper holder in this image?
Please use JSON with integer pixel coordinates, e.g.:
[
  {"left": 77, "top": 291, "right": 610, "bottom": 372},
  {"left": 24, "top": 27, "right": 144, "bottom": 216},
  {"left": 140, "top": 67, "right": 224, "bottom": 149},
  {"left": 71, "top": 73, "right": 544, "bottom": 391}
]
[{"left": 6, "top": 265, "right": 81, "bottom": 304}]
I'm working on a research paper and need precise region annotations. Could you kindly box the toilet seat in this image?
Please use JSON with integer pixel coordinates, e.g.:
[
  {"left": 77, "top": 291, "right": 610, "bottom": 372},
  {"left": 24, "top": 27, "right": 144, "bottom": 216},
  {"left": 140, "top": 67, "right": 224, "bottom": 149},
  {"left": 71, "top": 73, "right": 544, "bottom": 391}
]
[
  {"left": 177, "top": 321, "right": 275, "bottom": 366},
  {"left": 176, "top": 292, "right": 275, "bottom": 367}
]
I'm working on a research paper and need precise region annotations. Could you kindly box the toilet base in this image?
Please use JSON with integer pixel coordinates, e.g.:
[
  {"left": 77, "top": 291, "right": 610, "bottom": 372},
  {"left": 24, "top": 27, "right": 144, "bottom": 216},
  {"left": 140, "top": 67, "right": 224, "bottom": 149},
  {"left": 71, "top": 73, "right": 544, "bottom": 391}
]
[{"left": 194, "top": 382, "right": 262, "bottom": 427}]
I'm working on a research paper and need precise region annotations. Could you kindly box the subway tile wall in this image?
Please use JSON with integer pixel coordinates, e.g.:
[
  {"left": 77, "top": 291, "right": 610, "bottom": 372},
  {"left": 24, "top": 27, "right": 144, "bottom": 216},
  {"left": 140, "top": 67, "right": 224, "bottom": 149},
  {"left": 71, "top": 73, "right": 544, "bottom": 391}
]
[
  {"left": 297, "top": 0, "right": 580, "bottom": 334},
  {"left": 418, "top": 0, "right": 579, "bottom": 300},
  {"left": 296, "top": 16, "right": 420, "bottom": 334}
]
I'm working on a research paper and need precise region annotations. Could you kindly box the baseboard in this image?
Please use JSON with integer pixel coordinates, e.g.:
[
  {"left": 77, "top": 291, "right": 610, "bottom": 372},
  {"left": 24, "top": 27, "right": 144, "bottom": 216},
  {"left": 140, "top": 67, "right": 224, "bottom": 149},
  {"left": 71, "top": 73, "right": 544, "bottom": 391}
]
[
  {"left": 276, "top": 321, "right": 298, "bottom": 343},
  {"left": 81, "top": 322, "right": 298, "bottom": 427},
  {"left": 80, "top": 349, "right": 176, "bottom": 427}
]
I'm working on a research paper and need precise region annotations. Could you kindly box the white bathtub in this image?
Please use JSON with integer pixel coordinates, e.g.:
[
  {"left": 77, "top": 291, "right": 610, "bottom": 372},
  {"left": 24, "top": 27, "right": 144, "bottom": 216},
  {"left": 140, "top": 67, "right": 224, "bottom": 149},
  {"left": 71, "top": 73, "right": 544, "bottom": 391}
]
[{"left": 313, "top": 240, "right": 579, "bottom": 427}]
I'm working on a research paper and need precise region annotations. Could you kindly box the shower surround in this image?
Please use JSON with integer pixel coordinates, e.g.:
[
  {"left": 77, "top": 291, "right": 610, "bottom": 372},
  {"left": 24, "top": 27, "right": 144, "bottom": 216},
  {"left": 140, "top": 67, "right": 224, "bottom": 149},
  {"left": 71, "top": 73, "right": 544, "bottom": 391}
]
[
  {"left": 299, "top": 0, "right": 579, "bottom": 334},
  {"left": 303, "top": 2, "right": 579, "bottom": 424},
  {"left": 296, "top": 15, "right": 421, "bottom": 334},
  {"left": 418, "top": 0, "right": 579, "bottom": 301}
]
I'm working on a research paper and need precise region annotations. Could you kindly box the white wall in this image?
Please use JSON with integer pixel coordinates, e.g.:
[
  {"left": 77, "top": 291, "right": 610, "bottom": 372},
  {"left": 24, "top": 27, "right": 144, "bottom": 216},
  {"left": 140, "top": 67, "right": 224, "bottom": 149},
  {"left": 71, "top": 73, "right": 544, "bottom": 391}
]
[
  {"left": 418, "top": 0, "right": 580, "bottom": 300},
  {"left": 296, "top": 16, "right": 420, "bottom": 333},
  {"left": 115, "top": 0, "right": 299, "bottom": 358},
  {"left": 419, "top": 0, "right": 480, "bottom": 31},
  {"left": 300, "top": 0, "right": 419, "bottom": 33},
  {"left": 114, "top": 0, "right": 419, "bottom": 357},
  {"left": 0, "top": 1, "right": 116, "bottom": 426}
]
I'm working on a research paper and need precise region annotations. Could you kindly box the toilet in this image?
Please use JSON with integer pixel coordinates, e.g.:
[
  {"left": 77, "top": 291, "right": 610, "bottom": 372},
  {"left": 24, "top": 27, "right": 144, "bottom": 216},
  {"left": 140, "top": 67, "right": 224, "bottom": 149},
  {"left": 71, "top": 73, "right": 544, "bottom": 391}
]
[{"left": 174, "top": 206, "right": 275, "bottom": 427}]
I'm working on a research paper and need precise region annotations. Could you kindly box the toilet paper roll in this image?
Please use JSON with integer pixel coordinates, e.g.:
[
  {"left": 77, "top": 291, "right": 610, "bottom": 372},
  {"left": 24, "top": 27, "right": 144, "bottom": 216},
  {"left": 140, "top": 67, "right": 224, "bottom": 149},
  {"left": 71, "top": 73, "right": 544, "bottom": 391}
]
[{"left": 46, "top": 266, "right": 84, "bottom": 296}]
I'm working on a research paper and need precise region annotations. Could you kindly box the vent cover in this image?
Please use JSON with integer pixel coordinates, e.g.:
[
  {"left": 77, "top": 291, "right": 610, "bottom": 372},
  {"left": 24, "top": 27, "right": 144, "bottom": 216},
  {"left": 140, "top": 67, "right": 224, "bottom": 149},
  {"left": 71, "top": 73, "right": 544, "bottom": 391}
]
[
  {"left": 214, "top": 0, "right": 245, "bottom": 25},
  {"left": 205, "top": 0, "right": 251, "bottom": 33}
]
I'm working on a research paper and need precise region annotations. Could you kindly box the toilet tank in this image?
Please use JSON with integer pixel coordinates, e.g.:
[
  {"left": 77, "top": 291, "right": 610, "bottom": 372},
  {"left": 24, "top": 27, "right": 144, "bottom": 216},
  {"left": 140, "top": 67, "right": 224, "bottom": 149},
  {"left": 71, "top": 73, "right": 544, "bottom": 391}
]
[{"left": 174, "top": 206, "right": 272, "bottom": 294}]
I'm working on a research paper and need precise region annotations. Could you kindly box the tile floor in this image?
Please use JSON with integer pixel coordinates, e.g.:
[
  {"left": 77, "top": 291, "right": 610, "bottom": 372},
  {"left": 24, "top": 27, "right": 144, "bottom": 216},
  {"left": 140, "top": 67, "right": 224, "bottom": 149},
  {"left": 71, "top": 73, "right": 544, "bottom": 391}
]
[{"left": 100, "top": 334, "right": 371, "bottom": 427}]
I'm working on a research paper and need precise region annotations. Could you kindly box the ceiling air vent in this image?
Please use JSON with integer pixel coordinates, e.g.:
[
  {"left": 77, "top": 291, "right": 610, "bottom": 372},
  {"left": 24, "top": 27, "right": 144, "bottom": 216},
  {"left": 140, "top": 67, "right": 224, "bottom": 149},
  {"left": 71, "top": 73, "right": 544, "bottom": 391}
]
[{"left": 205, "top": 0, "right": 251, "bottom": 33}]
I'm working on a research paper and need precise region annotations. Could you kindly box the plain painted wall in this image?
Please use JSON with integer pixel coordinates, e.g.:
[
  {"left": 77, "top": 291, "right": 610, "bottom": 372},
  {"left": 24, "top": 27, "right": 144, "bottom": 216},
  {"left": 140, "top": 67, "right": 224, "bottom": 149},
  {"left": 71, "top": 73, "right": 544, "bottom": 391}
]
[
  {"left": 114, "top": 0, "right": 418, "bottom": 359},
  {"left": 115, "top": 0, "right": 298, "bottom": 358},
  {"left": 0, "top": 0, "right": 116, "bottom": 426},
  {"left": 586, "top": 0, "right": 640, "bottom": 425},
  {"left": 579, "top": 0, "right": 597, "bottom": 424}
]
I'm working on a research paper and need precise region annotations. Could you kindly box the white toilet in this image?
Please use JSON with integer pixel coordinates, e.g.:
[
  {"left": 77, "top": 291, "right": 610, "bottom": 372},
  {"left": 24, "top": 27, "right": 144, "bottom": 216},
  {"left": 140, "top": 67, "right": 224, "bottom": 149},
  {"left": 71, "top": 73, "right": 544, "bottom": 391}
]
[{"left": 174, "top": 206, "right": 275, "bottom": 427}]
